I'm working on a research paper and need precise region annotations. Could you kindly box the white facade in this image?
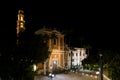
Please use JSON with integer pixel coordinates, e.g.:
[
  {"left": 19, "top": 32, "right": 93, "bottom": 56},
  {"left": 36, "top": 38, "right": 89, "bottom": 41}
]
[{"left": 67, "top": 48, "right": 87, "bottom": 69}]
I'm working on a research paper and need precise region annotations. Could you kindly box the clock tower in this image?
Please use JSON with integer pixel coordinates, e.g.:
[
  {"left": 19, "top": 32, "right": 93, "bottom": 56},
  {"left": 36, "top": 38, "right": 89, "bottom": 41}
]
[{"left": 16, "top": 10, "right": 25, "bottom": 45}]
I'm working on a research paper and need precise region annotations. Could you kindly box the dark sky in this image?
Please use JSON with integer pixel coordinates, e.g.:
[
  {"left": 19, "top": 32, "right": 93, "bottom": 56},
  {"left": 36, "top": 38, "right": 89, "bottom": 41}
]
[{"left": 0, "top": 1, "right": 119, "bottom": 50}]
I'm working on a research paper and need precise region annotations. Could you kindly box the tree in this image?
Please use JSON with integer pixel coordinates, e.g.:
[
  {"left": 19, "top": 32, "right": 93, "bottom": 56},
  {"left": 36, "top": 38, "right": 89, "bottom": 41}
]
[
  {"left": 101, "top": 50, "right": 115, "bottom": 68},
  {"left": 82, "top": 53, "right": 99, "bottom": 70},
  {"left": 31, "top": 34, "right": 50, "bottom": 63},
  {"left": 82, "top": 48, "right": 100, "bottom": 70},
  {"left": 83, "top": 44, "right": 92, "bottom": 57},
  {"left": 1, "top": 29, "right": 51, "bottom": 80},
  {"left": 108, "top": 54, "right": 120, "bottom": 80}
]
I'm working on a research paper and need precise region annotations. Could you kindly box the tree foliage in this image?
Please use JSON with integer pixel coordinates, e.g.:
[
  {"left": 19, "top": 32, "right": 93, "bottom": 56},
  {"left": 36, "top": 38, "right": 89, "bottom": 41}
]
[
  {"left": 0, "top": 30, "right": 50, "bottom": 80},
  {"left": 108, "top": 54, "right": 120, "bottom": 80},
  {"left": 79, "top": 43, "right": 120, "bottom": 80},
  {"left": 82, "top": 46, "right": 98, "bottom": 65}
]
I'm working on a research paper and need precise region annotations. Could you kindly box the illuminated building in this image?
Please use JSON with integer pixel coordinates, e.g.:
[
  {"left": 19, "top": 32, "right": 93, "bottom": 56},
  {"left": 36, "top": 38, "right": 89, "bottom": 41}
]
[
  {"left": 16, "top": 10, "right": 25, "bottom": 45},
  {"left": 35, "top": 27, "right": 65, "bottom": 73},
  {"left": 68, "top": 48, "right": 87, "bottom": 70}
]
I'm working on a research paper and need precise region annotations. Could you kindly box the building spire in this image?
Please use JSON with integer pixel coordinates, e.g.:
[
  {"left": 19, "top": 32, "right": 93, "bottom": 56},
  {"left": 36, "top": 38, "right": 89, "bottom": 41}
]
[{"left": 16, "top": 10, "right": 25, "bottom": 45}]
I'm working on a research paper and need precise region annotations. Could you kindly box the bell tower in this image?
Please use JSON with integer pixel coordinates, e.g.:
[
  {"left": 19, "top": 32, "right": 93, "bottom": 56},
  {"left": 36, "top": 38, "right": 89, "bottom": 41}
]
[{"left": 16, "top": 10, "right": 25, "bottom": 45}]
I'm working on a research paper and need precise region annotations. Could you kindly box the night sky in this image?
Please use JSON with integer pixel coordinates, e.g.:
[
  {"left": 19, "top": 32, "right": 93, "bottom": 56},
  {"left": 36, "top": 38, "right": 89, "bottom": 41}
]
[{"left": 0, "top": 1, "right": 119, "bottom": 51}]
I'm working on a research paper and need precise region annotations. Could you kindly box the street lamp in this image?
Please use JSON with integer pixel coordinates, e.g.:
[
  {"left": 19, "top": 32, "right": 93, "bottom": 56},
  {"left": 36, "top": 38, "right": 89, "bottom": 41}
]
[
  {"left": 70, "top": 50, "right": 73, "bottom": 70},
  {"left": 99, "top": 54, "right": 103, "bottom": 80},
  {"left": 96, "top": 71, "right": 100, "bottom": 80},
  {"left": 33, "top": 64, "right": 37, "bottom": 72}
]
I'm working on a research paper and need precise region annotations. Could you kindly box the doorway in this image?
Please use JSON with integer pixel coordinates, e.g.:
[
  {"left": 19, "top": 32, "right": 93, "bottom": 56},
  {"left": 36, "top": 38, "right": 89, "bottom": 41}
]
[{"left": 52, "top": 60, "right": 57, "bottom": 74}]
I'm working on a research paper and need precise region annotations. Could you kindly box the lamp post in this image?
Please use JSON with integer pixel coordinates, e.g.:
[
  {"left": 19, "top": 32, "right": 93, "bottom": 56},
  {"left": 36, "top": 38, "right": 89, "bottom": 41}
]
[
  {"left": 70, "top": 50, "right": 73, "bottom": 70},
  {"left": 96, "top": 71, "right": 100, "bottom": 80},
  {"left": 99, "top": 54, "right": 103, "bottom": 80}
]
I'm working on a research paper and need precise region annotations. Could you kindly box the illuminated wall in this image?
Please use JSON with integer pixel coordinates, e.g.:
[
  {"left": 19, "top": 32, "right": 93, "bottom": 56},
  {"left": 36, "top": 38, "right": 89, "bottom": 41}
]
[
  {"left": 67, "top": 48, "right": 87, "bottom": 69},
  {"left": 35, "top": 28, "right": 65, "bottom": 71},
  {"left": 16, "top": 10, "right": 25, "bottom": 37},
  {"left": 16, "top": 10, "right": 25, "bottom": 45}
]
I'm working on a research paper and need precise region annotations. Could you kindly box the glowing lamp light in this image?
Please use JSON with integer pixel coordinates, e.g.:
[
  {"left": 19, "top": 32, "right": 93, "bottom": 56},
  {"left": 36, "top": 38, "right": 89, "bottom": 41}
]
[
  {"left": 96, "top": 71, "right": 100, "bottom": 75},
  {"left": 33, "top": 64, "right": 37, "bottom": 71}
]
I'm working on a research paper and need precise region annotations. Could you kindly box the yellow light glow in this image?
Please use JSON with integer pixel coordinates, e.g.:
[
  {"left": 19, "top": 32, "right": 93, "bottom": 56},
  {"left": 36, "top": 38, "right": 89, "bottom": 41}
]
[
  {"left": 20, "top": 16, "right": 23, "bottom": 21},
  {"left": 33, "top": 64, "right": 37, "bottom": 71},
  {"left": 20, "top": 23, "right": 24, "bottom": 28}
]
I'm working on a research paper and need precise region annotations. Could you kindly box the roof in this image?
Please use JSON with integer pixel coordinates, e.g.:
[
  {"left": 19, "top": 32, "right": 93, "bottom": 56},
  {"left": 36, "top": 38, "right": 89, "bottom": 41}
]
[{"left": 35, "top": 26, "right": 64, "bottom": 36}]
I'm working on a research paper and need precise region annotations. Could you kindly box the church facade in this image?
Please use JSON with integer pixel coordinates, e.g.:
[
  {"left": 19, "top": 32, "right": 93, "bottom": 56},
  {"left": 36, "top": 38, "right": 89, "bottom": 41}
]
[{"left": 35, "top": 27, "right": 65, "bottom": 72}]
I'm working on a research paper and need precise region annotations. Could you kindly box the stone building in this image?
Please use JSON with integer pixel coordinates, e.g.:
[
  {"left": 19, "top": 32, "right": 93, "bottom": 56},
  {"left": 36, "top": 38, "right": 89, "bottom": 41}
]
[
  {"left": 67, "top": 48, "right": 87, "bottom": 70},
  {"left": 35, "top": 27, "right": 65, "bottom": 73}
]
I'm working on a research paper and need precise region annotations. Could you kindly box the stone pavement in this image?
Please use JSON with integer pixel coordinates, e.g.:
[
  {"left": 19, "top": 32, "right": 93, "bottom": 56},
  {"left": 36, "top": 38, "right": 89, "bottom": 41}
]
[
  {"left": 34, "top": 72, "right": 98, "bottom": 80},
  {"left": 34, "top": 71, "right": 110, "bottom": 80}
]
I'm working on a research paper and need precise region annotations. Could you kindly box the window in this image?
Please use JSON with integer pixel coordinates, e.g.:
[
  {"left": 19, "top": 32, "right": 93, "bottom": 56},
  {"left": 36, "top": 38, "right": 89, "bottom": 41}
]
[
  {"left": 80, "top": 51, "right": 81, "bottom": 56},
  {"left": 76, "top": 53, "right": 78, "bottom": 56},
  {"left": 53, "top": 39, "right": 57, "bottom": 45},
  {"left": 83, "top": 53, "right": 85, "bottom": 56},
  {"left": 20, "top": 16, "right": 23, "bottom": 21}
]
